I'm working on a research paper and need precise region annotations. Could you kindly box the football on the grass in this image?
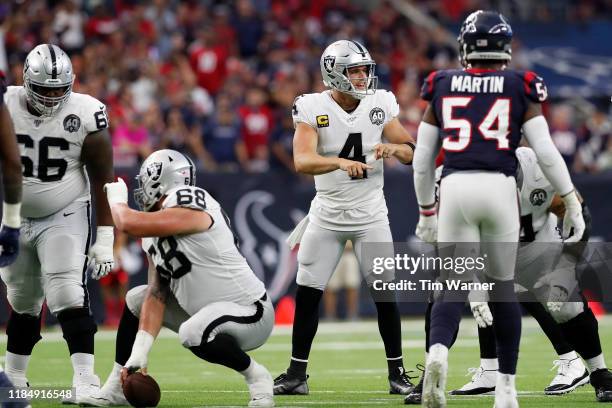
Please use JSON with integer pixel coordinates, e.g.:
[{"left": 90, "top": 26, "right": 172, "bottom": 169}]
[{"left": 122, "top": 372, "right": 161, "bottom": 407}]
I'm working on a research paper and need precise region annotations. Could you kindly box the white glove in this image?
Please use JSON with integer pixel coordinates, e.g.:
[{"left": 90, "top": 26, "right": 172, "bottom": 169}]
[
  {"left": 125, "top": 330, "right": 154, "bottom": 374},
  {"left": 561, "top": 191, "right": 584, "bottom": 243},
  {"left": 416, "top": 212, "right": 437, "bottom": 243},
  {"left": 88, "top": 226, "right": 114, "bottom": 279},
  {"left": 470, "top": 301, "right": 493, "bottom": 328},
  {"left": 104, "top": 177, "right": 128, "bottom": 206}
]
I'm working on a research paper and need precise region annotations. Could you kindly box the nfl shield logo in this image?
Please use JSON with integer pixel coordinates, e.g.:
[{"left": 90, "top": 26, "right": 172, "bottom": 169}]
[{"left": 323, "top": 55, "right": 336, "bottom": 73}]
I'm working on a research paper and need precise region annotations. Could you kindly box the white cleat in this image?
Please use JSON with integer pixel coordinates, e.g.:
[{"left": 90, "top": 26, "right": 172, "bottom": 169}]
[
  {"left": 544, "top": 358, "right": 589, "bottom": 395},
  {"left": 77, "top": 376, "right": 128, "bottom": 407},
  {"left": 450, "top": 366, "right": 497, "bottom": 395},
  {"left": 62, "top": 374, "right": 100, "bottom": 405},
  {"left": 246, "top": 362, "right": 275, "bottom": 408},
  {"left": 422, "top": 344, "right": 448, "bottom": 408},
  {"left": 494, "top": 373, "right": 518, "bottom": 408}
]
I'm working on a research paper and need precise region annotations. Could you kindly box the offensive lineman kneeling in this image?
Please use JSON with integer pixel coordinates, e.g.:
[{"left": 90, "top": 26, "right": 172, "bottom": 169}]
[{"left": 81, "top": 150, "right": 275, "bottom": 408}]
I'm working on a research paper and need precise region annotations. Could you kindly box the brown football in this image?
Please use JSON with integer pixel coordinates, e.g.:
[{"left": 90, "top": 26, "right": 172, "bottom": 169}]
[{"left": 122, "top": 372, "right": 161, "bottom": 407}]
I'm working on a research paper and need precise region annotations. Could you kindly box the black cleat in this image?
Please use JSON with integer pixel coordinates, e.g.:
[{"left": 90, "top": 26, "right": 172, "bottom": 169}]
[
  {"left": 273, "top": 373, "right": 309, "bottom": 395},
  {"left": 389, "top": 366, "right": 417, "bottom": 395},
  {"left": 591, "top": 368, "right": 612, "bottom": 402},
  {"left": 404, "top": 364, "right": 424, "bottom": 405}
]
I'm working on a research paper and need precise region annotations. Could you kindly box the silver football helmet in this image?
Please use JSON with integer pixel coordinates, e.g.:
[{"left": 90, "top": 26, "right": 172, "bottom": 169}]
[
  {"left": 320, "top": 40, "right": 377, "bottom": 100},
  {"left": 134, "top": 150, "right": 196, "bottom": 211},
  {"left": 23, "top": 44, "right": 75, "bottom": 116}
]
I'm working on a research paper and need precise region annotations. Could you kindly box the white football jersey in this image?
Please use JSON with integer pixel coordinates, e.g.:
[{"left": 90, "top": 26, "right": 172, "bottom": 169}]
[
  {"left": 292, "top": 90, "right": 399, "bottom": 231},
  {"left": 142, "top": 186, "right": 265, "bottom": 316},
  {"left": 5, "top": 86, "right": 109, "bottom": 218},
  {"left": 516, "top": 147, "right": 557, "bottom": 239}
]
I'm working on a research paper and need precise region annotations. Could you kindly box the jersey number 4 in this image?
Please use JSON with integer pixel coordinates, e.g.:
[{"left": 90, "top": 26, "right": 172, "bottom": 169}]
[
  {"left": 442, "top": 97, "right": 510, "bottom": 151},
  {"left": 339, "top": 133, "right": 367, "bottom": 179},
  {"left": 17, "top": 135, "right": 68, "bottom": 181}
]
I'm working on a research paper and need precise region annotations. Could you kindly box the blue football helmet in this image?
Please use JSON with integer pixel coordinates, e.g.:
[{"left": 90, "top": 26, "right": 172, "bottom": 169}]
[{"left": 457, "top": 10, "right": 513, "bottom": 67}]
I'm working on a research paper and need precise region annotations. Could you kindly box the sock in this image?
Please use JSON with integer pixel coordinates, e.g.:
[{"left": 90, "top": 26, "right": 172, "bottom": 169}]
[
  {"left": 71, "top": 352, "right": 94, "bottom": 377},
  {"left": 520, "top": 299, "right": 573, "bottom": 355},
  {"left": 488, "top": 279, "right": 521, "bottom": 375},
  {"left": 107, "top": 362, "right": 123, "bottom": 383},
  {"left": 478, "top": 326, "right": 497, "bottom": 359},
  {"left": 371, "top": 289, "right": 404, "bottom": 375},
  {"left": 189, "top": 333, "right": 251, "bottom": 372},
  {"left": 5, "top": 352, "right": 30, "bottom": 379},
  {"left": 241, "top": 359, "right": 264, "bottom": 383},
  {"left": 586, "top": 354, "right": 607, "bottom": 372},
  {"left": 57, "top": 308, "right": 97, "bottom": 355},
  {"left": 559, "top": 308, "right": 602, "bottom": 360},
  {"left": 288, "top": 285, "right": 323, "bottom": 379},
  {"left": 115, "top": 306, "right": 139, "bottom": 366},
  {"left": 559, "top": 351, "right": 578, "bottom": 361},
  {"left": 429, "top": 300, "right": 465, "bottom": 349},
  {"left": 481, "top": 358, "right": 499, "bottom": 371}
]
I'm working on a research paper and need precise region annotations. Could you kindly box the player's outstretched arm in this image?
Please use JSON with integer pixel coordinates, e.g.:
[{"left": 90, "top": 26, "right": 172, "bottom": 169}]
[
  {"left": 105, "top": 178, "right": 213, "bottom": 237},
  {"left": 379, "top": 117, "right": 415, "bottom": 164},
  {"left": 522, "top": 103, "right": 584, "bottom": 242},
  {"left": 293, "top": 122, "right": 371, "bottom": 176},
  {"left": 121, "top": 255, "right": 169, "bottom": 380}
]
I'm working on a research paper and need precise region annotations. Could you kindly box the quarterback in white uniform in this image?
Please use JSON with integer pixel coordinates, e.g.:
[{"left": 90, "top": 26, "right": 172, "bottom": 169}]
[
  {"left": 83, "top": 150, "right": 275, "bottom": 408},
  {"left": 1, "top": 44, "right": 115, "bottom": 404},
  {"left": 274, "top": 40, "right": 417, "bottom": 396}
]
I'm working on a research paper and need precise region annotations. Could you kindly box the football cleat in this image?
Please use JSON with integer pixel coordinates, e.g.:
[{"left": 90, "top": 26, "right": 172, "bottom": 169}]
[
  {"left": 404, "top": 364, "right": 425, "bottom": 405},
  {"left": 590, "top": 368, "right": 612, "bottom": 403},
  {"left": 494, "top": 373, "right": 518, "bottom": 408},
  {"left": 77, "top": 374, "right": 128, "bottom": 407},
  {"left": 422, "top": 344, "right": 448, "bottom": 408},
  {"left": 450, "top": 366, "right": 496, "bottom": 395},
  {"left": 272, "top": 373, "right": 309, "bottom": 395},
  {"left": 389, "top": 366, "right": 416, "bottom": 395},
  {"left": 0, "top": 371, "right": 31, "bottom": 408},
  {"left": 62, "top": 373, "right": 100, "bottom": 405},
  {"left": 544, "top": 358, "right": 589, "bottom": 395},
  {"left": 246, "top": 361, "right": 274, "bottom": 408}
]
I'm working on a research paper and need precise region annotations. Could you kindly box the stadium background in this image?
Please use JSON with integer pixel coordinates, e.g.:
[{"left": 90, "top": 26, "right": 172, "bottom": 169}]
[{"left": 0, "top": 0, "right": 611, "bottom": 325}]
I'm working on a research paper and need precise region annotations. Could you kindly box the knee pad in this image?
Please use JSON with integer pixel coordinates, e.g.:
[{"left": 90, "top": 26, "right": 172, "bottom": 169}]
[
  {"left": 6, "top": 290, "right": 44, "bottom": 316},
  {"left": 57, "top": 307, "right": 97, "bottom": 355},
  {"left": 126, "top": 285, "right": 148, "bottom": 318},
  {"left": 550, "top": 301, "right": 585, "bottom": 324},
  {"left": 6, "top": 311, "right": 42, "bottom": 355},
  {"left": 45, "top": 274, "right": 86, "bottom": 314},
  {"left": 178, "top": 319, "right": 203, "bottom": 348}
]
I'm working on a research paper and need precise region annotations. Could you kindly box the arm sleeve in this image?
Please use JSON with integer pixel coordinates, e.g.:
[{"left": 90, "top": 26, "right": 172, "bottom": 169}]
[
  {"left": 522, "top": 115, "right": 573, "bottom": 196},
  {"left": 413, "top": 121, "right": 441, "bottom": 207}
]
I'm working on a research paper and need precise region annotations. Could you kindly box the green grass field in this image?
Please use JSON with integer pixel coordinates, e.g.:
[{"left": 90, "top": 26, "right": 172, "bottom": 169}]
[{"left": 17, "top": 316, "right": 611, "bottom": 407}]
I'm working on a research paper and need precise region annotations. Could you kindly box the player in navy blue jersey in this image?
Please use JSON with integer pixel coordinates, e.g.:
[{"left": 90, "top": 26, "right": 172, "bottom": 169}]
[{"left": 412, "top": 10, "right": 585, "bottom": 408}]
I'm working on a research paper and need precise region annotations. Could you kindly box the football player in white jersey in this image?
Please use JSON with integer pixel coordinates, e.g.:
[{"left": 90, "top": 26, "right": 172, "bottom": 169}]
[
  {"left": 452, "top": 147, "right": 612, "bottom": 403},
  {"left": 273, "top": 40, "right": 417, "bottom": 396},
  {"left": 82, "top": 150, "right": 275, "bottom": 408},
  {"left": 0, "top": 69, "right": 31, "bottom": 408},
  {"left": 1, "top": 44, "right": 115, "bottom": 404}
]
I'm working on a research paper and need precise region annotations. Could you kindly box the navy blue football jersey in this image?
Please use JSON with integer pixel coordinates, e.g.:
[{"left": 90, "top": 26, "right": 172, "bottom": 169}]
[{"left": 421, "top": 68, "right": 547, "bottom": 177}]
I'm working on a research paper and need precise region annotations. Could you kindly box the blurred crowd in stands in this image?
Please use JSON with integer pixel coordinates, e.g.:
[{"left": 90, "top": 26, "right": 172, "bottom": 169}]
[{"left": 1, "top": 0, "right": 611, "bottom": 174}]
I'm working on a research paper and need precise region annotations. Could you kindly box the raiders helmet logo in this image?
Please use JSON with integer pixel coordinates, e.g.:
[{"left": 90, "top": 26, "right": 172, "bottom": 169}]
[
  {"left": 63, "top": 114, "right": 81, "bottom": 133},
  {"left": 323, "top": 55, "right": 336, "bottom": 73},
  {"left": 529, "top": 189, "right": 547, "bottom": 206},
  {"left": 146, "top": 162, "right": 163, "bottom": 181},
  {"left": 369, "top": 107, "right": 385, "bottom": 125}
]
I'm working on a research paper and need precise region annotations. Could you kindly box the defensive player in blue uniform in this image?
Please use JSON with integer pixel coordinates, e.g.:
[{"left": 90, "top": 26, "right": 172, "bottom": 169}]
[{"left": 412, "top": 10, "right": 585, "bottom": 408}]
